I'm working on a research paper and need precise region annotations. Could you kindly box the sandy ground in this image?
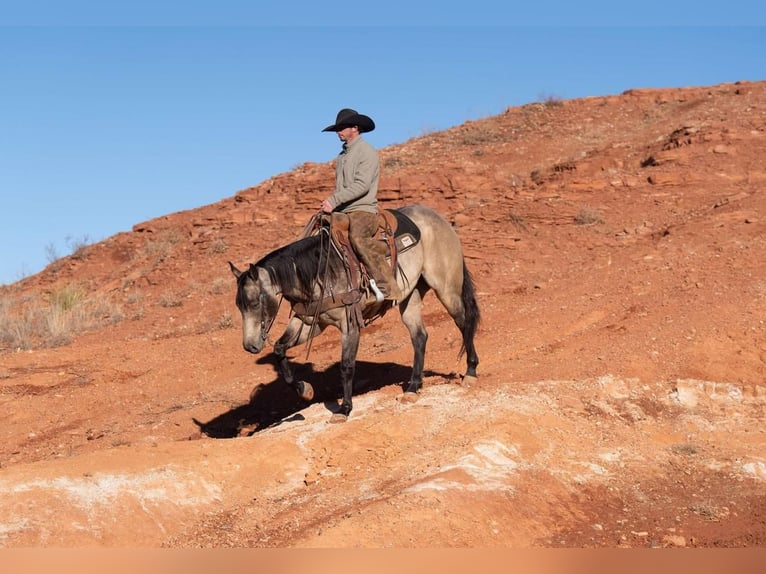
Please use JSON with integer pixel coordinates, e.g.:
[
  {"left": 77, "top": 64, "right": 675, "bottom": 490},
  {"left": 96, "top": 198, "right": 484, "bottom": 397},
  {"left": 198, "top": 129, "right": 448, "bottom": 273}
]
[{"left": 1, "top": 80, "right": 765, "bottom": 547}]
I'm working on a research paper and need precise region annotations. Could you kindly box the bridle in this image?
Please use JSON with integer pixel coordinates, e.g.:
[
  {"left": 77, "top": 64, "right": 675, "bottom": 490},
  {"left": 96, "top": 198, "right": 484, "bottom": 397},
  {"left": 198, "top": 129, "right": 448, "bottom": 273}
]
[{"left": 257, "top": 289, "right": 282, "bottom": 344}]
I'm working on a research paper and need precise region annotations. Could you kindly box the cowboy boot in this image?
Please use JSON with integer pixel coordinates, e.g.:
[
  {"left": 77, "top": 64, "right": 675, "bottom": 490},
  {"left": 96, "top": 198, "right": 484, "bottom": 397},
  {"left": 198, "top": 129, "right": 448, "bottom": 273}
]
[
  {"left": 348, "top": 211, "right": 403, "bottom": 302},
  {"left": 362, "top": 242, "right": 403, "bottom": 301}
]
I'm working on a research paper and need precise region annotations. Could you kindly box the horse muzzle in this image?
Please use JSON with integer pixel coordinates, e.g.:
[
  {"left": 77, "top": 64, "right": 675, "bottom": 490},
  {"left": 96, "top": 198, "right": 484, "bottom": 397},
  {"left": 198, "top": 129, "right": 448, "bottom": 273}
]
[{"left": 243, "top": 339, "right": 265, "bottom": 354}]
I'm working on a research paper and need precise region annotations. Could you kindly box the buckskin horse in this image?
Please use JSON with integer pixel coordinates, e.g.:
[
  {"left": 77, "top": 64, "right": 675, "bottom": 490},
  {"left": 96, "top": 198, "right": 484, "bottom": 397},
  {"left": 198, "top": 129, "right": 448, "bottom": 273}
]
[{"left": 229, "top": 204, "right": 480, "bottom": 423}]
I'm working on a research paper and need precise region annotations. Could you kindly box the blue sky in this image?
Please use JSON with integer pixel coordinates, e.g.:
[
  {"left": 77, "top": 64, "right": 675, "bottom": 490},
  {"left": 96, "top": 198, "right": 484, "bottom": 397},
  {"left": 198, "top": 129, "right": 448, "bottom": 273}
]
[{"left": 1, "top": 3, "right": 764, "bottom": 284}]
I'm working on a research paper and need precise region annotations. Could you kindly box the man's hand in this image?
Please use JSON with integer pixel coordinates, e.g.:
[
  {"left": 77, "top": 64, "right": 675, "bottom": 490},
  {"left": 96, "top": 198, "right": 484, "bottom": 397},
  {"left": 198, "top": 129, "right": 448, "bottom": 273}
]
[{"left": 321, "top": 199, "right": 334, "bottom": 213}]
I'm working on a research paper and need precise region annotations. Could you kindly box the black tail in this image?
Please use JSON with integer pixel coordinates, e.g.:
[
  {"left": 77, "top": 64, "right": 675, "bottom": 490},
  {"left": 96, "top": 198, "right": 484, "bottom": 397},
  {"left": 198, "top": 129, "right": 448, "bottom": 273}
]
[{"left": 458, "top": 261, "right": 480, "bottom": 360}]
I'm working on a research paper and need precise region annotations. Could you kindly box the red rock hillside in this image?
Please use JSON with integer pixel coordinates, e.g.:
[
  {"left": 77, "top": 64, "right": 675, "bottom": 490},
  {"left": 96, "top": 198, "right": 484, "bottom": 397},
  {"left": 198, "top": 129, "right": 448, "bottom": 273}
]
[{"left": 0, "top": 80, "right": 765, "bottom": 548}]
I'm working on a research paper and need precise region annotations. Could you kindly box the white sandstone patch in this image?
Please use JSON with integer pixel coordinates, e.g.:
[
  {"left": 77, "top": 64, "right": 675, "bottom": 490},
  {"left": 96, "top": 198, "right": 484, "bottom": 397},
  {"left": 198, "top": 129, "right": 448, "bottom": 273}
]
[{"left": 406, "top": 440, "right": 521, "bottom": 493}]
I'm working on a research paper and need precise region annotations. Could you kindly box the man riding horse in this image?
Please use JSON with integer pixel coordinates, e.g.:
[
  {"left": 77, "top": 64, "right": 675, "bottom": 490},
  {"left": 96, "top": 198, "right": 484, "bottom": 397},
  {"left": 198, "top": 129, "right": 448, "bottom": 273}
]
[
  {"left": 320, "top": 108, "right": 403, "bottom": 303},
  {"left": 223, "top": 110, "right": 480, "bottom": 423}
]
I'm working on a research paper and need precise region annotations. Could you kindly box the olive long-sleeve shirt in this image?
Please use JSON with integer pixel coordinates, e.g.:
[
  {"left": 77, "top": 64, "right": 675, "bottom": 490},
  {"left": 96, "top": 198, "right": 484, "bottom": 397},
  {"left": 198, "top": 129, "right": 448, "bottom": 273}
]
[{"left": 329, "top": 136, "right": 379, "bottom": 214}]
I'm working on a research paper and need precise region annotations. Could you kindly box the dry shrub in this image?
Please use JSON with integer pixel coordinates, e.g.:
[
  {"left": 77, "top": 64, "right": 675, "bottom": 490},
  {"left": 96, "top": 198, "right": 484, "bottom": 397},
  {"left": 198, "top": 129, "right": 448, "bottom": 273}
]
[
  {"left": 0, "top": 284, "right": 123, "bottom": 350},
  {"left": 218, "top": 310, "right": 234, "bottom": 329},
  {"left": 508, "top": 212, "right": 528, "bottom": 231},
  {"left": 575, "top": 207, "right": 604, "bottom": 225},
  {"left": 135, "top": 228, "right": 185, "bottom": 267},
  {"left": 208, "top": 238, "right": 229, "bottom": 255},
  {"left": 383, "top": 156, "right": 409, "bottom": 169},
  {"left": 460, "top": 125, "right": 504, "bottom": 146},
  {"left": 158, "top": 291, "right": 185, "bottom": 308},
  {"left": 210, "top": 277, "right": 228, "bottom": 295}
]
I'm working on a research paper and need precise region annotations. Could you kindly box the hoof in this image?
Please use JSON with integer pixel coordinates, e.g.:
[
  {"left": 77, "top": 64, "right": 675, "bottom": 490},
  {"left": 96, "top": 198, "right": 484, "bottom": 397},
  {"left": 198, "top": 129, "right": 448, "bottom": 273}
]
[
  {"left": 249, "top": 383, "right": 264, "bottom": 403},
  {"left": 461, "top": 375, "right": 478, "bottom": 388},
  {"left": 399, "top": 391, "right": 419, "bottom": 404},
  {"left": 298, "top": 381, "right": 314, "bottom": 401},
  {"left": 237, "top": 424, "right": 257, "bottom": 437},
  {"left": 329, "top": 413, "right": 348, "bottom": 424}
]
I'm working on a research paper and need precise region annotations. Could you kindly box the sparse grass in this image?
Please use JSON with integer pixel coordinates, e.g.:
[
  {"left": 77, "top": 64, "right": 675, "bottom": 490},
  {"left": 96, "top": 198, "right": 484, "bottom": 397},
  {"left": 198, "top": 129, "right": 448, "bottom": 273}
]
[
  {"left": 689, "top": 502, "right": 729, "bottom": 522},
  {"left": 0, "top": 298, "right": 34, "bottom": 350},
  {"left": 0, "top": 284, "right": 124, "bottom": 350},
  {"left": 419, "top": 125, "right": 439, "bottom": 137},
  {"left": 574, "top": 207, "right": 604, "bottom": 226},
  {"left": 66, "top": 234, "right": 92, "bottom": 260},
  {"left": 208, "top": 238, "right": 228, "bottom": 255},
  {"left": 52, "top": 284, "right": 85, "bottom": 311},
  {"left": 383, "top": 156, "right": 409, "bottom": 169},
  {"left": 45, "top": 242, "right": 60, "bottom": 264},
  {"left": 553, "top": 161, "right": 577, "bottom": 174},
  {"left": 126, "top": 292, "right": 142, "bottom": 305},
  {"left": 669, "top": 443, "right": 699, "bottom": 456},
  {"left": 218, "top": 311, "right": 234, "bottom": 329},
  {"left": 135, "top": 229, "right": 185, "bottom": 267},
  {"left": 539, "top": 93, "right": 564, "bottom": 108},
  {"left": 508, "top": 212, "right": 528, "bottom": 231},
  {"left": 45, "top": 286, "right": 87, "bottom": 345},
  {"left": 210, "top": 277, "right": 228, "bottom": 295},
  {"left": 41, "top": 235, "right": 92, "bottom": 272},
  {"left": 158, "top": 291, "right": 185, "bottom": 308},
  {"left": 460, "top": 126, "right": 503, "bottom": 146}
]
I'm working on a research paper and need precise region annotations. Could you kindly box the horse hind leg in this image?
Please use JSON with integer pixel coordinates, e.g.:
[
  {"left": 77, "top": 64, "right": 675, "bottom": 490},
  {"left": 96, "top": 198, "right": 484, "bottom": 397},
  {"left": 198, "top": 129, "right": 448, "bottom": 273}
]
[
  {"left": 431, "top": 262, "right": 480, "bottom": 386},
  {"left": 398, "top": 282, "right": 430, "bottom": 401},
  {"left": 401, "top": 205, "right": 480, "bottom": 385}
]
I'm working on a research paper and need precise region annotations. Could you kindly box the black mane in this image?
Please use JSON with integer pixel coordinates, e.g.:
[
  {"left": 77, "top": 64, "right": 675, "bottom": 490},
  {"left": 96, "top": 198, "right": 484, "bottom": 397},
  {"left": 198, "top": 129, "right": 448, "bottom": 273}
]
[{"left": 255, "top": 233, "right": 342, "bottom": 299}]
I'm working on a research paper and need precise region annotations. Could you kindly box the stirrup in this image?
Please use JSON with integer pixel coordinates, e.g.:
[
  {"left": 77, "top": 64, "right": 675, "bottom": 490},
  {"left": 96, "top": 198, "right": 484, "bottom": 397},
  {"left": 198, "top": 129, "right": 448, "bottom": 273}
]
[{"left": 368, "top": 279, "right": 385, "bottom": 303}]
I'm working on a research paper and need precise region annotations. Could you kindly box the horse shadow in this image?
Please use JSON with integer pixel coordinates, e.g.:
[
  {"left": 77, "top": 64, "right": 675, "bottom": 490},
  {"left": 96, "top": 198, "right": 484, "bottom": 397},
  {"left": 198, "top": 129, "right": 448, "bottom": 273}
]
[{"left": 194, "top": 356, "right": 453, "bottom": 438}]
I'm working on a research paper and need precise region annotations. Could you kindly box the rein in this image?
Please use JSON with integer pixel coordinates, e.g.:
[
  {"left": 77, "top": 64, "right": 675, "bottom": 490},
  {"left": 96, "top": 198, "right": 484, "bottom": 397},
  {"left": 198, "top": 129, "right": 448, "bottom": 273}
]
[
  {"left": 303, "top": 220, "right": 334, "bottom": 358},
  {"left": 259, "top": 289, "right": 283, "bottom": 344},
  {"left": 296, "top": 212, "right": 362, "bottom": 359}
]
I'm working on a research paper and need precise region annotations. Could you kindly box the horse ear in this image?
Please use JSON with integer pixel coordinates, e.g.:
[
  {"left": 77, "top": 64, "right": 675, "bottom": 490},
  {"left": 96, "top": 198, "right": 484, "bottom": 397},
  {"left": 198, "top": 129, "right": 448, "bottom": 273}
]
[{"left": 229, "top": 261, "right": 242, "bottom": 278}]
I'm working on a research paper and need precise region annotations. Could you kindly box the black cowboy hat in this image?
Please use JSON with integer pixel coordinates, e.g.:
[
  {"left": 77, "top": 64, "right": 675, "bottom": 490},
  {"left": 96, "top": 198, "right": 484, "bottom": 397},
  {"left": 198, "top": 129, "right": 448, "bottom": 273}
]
[{"left": 322, "top": 108, "right": 375, "bottom": 133}]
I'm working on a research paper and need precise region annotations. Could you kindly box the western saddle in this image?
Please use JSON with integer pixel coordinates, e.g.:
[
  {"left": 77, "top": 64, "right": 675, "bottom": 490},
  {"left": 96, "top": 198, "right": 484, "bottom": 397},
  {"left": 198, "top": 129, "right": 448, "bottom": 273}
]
[{"left": 296, "top": 209, "right": 420, "bottom": 326}]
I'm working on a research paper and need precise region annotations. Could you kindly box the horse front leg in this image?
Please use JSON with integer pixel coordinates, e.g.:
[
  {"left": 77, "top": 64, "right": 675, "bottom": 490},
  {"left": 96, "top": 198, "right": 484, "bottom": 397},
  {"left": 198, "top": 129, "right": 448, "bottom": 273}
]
[
  {"left": 330, "top": 322, "right": 361, "bottom": 423},
  {"left": 273, "top": 316, "right": 319, "bottom": 402}
]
